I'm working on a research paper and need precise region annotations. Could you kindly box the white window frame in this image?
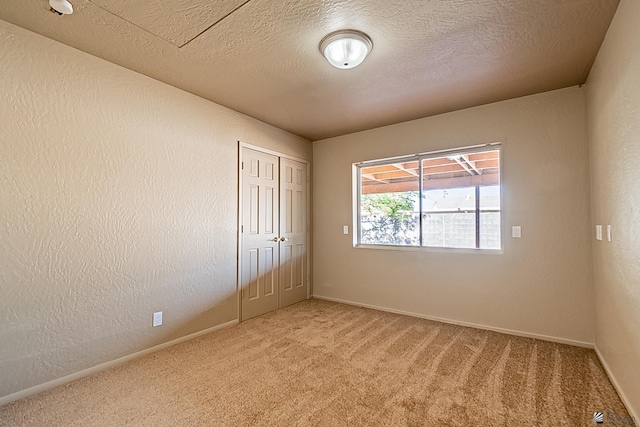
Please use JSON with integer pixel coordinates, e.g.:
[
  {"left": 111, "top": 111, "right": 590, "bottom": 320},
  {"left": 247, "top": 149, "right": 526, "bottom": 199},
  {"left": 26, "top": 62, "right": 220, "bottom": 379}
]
[{"left": 353, "top": 143, "right": 503, "bottom": 253}]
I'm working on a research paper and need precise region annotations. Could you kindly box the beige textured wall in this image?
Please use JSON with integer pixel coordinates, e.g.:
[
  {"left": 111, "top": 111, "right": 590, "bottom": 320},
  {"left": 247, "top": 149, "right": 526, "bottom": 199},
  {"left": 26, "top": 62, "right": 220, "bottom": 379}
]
[
  {"left": 313, "top": 87, "right": 594, "bottom": 345},
  {"left": 0, "top": 21, "right": 311, "bottom": 400},
  {"left": 586, "top": 0, "right": 640, "bottom": 417}
]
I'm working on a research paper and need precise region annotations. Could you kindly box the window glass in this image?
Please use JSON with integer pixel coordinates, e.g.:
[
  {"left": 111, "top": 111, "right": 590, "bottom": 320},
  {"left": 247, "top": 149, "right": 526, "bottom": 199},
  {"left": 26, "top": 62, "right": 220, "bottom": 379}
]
[
  {"left": 357, "top": 147, "right": 501, "bottom": 250},
  {"left": 360, "top": 162, "right": 420, "bottom": 246},
  {"left": 423, "top": 187, "right": 476, "bottom": 249},
  {"left": 479, "top": 185, "right": 501, "bottom": 249}
]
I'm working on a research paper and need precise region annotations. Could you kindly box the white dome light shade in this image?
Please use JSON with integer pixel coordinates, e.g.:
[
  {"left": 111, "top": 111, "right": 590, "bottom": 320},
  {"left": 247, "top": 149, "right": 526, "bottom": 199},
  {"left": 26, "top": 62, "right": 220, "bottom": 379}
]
[
  {"left": 320, "top": 30, "right": 373, "bottom": 70},
  {"left": 49, "top": 0, "right": 73, "bottom": 15}
]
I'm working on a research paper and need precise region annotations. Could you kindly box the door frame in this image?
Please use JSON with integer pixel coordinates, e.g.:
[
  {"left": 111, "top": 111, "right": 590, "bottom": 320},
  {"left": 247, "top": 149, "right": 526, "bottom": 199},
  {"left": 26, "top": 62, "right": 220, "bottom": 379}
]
[{"left": 237, "top": 141, "right": 311, "bottom": 322}]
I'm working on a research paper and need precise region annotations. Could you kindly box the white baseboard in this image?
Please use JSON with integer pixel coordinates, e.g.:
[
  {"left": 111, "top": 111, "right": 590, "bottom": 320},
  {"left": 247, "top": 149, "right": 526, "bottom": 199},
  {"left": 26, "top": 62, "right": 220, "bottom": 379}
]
[
  {"left": 0, "top": 319, "right": 239, "bottom": 407},
  {"left": 312, "top": 295, "right": 594, "bottom": 348},
  {"left": 594, "top": 346, "right": 638, "bottom": 423}
]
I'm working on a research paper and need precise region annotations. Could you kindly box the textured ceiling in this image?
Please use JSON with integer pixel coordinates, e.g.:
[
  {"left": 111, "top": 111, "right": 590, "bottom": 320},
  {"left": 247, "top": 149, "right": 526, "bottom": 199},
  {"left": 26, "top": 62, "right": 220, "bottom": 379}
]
[
  {"left": 0, "top": 0, "right": 619, "bottom": 140},
  {"left": 89, "top": 0, "right": 249, "bottom": 47}
]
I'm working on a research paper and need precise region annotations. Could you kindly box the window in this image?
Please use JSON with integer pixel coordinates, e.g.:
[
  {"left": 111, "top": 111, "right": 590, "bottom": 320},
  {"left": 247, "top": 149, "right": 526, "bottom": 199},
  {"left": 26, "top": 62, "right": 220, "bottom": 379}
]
[{"left": 356, "top": 144, "right": 501, "bottom": 250}]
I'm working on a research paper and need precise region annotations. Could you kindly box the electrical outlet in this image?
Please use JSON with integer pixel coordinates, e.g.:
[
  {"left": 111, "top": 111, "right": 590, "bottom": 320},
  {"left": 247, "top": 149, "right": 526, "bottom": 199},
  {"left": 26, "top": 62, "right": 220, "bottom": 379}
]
[
  {"left": 153, "top": 311, "right": 163, "bottom": 327},
  {"left": 512, "top": 226, "right": 521, "bottom": 238}
]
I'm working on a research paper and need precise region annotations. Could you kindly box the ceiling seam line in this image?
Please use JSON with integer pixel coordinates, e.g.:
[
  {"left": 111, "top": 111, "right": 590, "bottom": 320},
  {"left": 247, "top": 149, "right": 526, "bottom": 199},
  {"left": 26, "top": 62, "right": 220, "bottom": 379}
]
[
  {"left": 85, "top": 0, "right": 181, "bottom": 48},
  {"left": 178, "top": 0, "right": 254, "bottom": 49}
]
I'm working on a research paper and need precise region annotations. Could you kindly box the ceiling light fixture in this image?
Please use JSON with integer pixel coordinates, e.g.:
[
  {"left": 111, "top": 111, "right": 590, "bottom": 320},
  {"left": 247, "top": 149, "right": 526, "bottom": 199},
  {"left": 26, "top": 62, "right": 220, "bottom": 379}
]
[
  {"left": 49, "top": 0, "right": 73, "bottom": 15},
  {"left": 319, "top": 30, "right": 373, "bottom": 70}
]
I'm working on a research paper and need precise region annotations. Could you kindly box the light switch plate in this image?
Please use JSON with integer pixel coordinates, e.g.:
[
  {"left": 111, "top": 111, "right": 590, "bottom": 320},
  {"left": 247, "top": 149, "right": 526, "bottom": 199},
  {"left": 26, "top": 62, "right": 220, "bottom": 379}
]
[
  {"left": 153, "top": 311, "right": 163, "bottom": 327},
  {"left": 512, "top": 226, "right": 521, "bottom": 238},
  {"left": 596, "top": 225, "right": 602, "bottom": 241},
  {"left": 343, "top": 225, "right": 349, "bottom": 235},
  {"left": 607, "top": 225, "right": 612, "bottom": 242}
]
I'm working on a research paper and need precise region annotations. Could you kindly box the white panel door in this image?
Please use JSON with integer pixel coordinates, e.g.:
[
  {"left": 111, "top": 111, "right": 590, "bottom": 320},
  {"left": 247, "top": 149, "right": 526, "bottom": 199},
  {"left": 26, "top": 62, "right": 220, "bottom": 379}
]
[
  {"left": 279, "top": 158, "right": 308, "bottom": 308},
  {"left": 240, "top": 148, "right": 279, "bottom": 321},
  {"left": 240, "top": 147, "right": 308, "bottom": 320}
]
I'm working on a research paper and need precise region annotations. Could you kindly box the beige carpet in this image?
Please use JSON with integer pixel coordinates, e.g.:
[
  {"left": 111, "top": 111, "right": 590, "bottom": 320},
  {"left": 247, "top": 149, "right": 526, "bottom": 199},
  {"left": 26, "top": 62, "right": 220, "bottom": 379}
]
[{"left": 0, "top": 299, "right": 632, "bottom": 426}]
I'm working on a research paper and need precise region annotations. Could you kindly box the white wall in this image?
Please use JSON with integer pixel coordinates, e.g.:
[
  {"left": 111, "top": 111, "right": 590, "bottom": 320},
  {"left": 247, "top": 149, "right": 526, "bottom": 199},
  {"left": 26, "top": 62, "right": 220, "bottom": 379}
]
[
  {"left": 313, "top": 87, "right": 594, "bottom": 346},
  {"left": 0, "top": 20, "right": 311, "bottom": 400},
  {"left": 586, "top": 0, "right": 640, "bottom": 418}
]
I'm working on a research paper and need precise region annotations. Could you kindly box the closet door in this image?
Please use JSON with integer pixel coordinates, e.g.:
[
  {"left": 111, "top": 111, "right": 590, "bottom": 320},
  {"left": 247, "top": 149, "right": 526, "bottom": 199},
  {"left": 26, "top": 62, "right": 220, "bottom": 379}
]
[
  {"left": 279, "top": 158, "right": 308, "bottom": 308},
  {"left": 239, "top": 146, "right": 308, "bottom": 321},
  {"left": 240, "top": 148, "right": 280, "bottom": 321}
]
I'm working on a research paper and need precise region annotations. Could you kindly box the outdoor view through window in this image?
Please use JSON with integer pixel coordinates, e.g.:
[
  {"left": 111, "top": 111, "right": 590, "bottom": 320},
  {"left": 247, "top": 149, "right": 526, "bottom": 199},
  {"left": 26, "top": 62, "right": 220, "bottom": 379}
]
[{"left": 357, "top": 146, "right": 501, "bottom": 250}]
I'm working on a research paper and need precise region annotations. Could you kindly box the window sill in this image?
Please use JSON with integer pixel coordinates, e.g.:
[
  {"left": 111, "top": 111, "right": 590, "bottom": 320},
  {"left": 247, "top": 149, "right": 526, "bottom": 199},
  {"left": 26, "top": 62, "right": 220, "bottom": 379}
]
[{"left": 354, "top": 244, "right": 504, "bottom": 255}]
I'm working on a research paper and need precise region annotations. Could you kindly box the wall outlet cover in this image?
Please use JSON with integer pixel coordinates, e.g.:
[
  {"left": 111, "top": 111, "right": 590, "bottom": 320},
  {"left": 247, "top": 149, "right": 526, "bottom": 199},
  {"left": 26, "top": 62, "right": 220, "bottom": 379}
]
[
  {"left": 512, "top": 226, "right": 522, "bottom": 238},
  {"left": 153, "top": 311, "right": 163, "bottom": 327}
]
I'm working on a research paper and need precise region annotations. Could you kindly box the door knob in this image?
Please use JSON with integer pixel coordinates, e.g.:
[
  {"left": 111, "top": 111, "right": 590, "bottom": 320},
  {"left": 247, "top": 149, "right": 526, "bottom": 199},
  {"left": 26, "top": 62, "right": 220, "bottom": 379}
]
[
  {"left": 268, "top": 237, "right": 279, "bottom": 242},
  {"left": 280, "top": 237, "right": 289, "bottom": 242}
]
